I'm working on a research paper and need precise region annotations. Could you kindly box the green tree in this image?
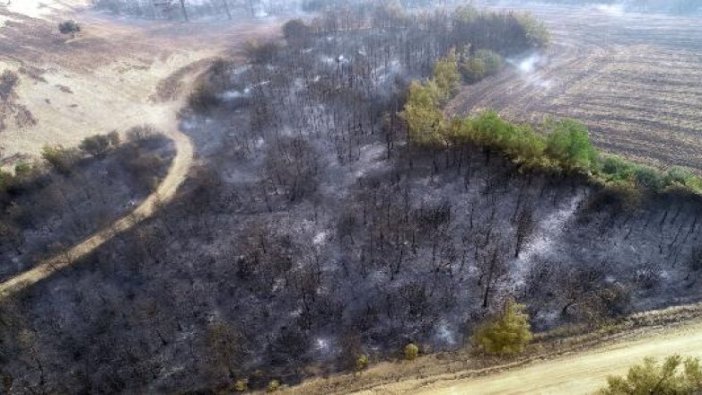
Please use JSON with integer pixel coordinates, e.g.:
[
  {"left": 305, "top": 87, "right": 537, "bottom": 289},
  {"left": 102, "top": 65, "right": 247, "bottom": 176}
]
[
  {"left": 472, "top": 299, "right": 533, "bottom": 355},
  {"left": 545, "top": 119, "right": 597, "bottom": 171},
  {"left": 401, "top": 81, "right": 444, "bottom": 147},
  {"left": 461, "top": 50, "right": 503, "bottom": 84},
  {"left": 475, "top": 49, "right": 503, "bottom": 76},
  {"left": 41, "top": 145, "right": 79, "bottom": 175},
  {"left": 267, "top": 379, "right": 281, "bottom": 392},
  {"left": 516, "top": 13, "right": 550, "bottom": 48},
  {"left": 461, "top": 57, "right": 486, "bottom": 84},
  {"left": 79, "top": 134, "right": 112, "bottom": 158},
  {"left": 404, "top": 343, "right": 419, "bottom": 361},
  {"left": 433, "top": 50, "right": 460, "bottom": 102},
  {"left": 598, "top": 355, "right": 702, "bottom": 395},
  {"left": 355, "top": 354, "right": 369, "bottom": 371},
  {"left": 633, "top": 166, "right": 664, "bottom": 191}
]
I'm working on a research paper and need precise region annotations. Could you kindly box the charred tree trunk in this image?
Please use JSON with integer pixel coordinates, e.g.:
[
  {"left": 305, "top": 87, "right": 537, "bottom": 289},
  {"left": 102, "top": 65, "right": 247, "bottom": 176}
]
[
  {"left": 179, "top": 0, "right": 189, "bottom": 21},
  {"left": 222, "top": 0, "right": 232, "bottom": 20}
]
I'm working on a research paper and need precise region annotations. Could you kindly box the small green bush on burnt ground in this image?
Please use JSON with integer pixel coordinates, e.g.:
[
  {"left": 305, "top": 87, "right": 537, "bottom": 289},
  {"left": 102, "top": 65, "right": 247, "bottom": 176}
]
[{"left": 472, "top": 299, "right": 533, "bottom": 355}]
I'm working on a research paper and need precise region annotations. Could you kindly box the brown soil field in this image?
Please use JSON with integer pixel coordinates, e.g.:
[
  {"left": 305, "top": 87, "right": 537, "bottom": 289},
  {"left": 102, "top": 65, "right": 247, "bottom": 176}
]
[{"left": 447, "top": 4, "right": 702, "bottom": 171}]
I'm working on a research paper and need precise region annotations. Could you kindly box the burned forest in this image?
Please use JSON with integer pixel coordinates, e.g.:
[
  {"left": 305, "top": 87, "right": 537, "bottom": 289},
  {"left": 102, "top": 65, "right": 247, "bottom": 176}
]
[{"left": 3, "top": 1, "right": 702, "bottom": 394}]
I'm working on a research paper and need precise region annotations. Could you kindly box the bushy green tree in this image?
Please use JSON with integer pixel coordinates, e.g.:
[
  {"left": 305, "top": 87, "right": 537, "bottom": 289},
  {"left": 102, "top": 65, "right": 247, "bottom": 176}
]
[
  {"left": 41, "top": 145, "right": 79, "bottom": 175},
  {"left": 355, "top": 354, "right": 369, "bottom": 371},
  {"left": 516, "top": 13, "right": 550, "bottom": 48},
  {"left": 79, "top": 133, "right": 117, "bottom": 158},
  {"left": 0, "top": 169, "right": 11, "bottom": 194},
  {"left": 472, "top": 299, "right": 533, "bottom": 355},
  {"left": 461, "top": 57, "right": 487, "bottom": 84},
  {"left": 633, "top": 166, "right": 664, "bottom": 191},
  {"left": 598, "top": 355, "right": 702, "bottom": 395},
  {"left": 461, "top": 50, "right": 503, "bottom": 83},
  {"left": 599, "top": 155, "right": 636, "bottom": 182},
  {"left": 544, "top": 119, "right": 597, "bottom": 171},
  {"left": 433, "top": 50, "right": 461, "bottom": 102},
  {"left": 401, "top": 81, "right": 444, "bottom": 146},
  {"left": 267, "top": 379, "right": 281, "bottom": 392},
  {"left": 404, "top": 343, "right": 419, "bottom": 361}
]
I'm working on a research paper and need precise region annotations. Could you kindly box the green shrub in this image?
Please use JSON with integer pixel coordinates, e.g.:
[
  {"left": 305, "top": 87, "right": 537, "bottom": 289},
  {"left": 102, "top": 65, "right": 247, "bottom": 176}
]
[
  {"left": 472, "top": 299, "right": 533, "bottom": 355},
  {"left": 664, "top": 167, "right": 702, "bottom": 193},
  {"left": 598, "top": 355, "right": 702, "bottom": 395},
  {"left": 41, "top": 145, "right": 79, "bottom": 175},
  {"left": 433, "top": 50, "right": 461, "bottom": 102},
  {"left": 461, "top": 49, "right": 503, "bottom": 84},
  {"left": 401, "top": 81, "right": 444, "bottom": 146},
  {"left": 515, "top": 13, "right": 550, "bottom": 48},
  {"left": 79, "top": 133, "right": 118, "bottom": 158},
  {"left": 599, "top": 155, "right": 635, "bottom": 181},
  {"left": 267, "top": 379, "right": 281, "bottom": 392},
  {"left": 544, "top": 119, "right": 597, "bottom": 171},
  {"left": 404, "top": 343, "right": 419, "bottom": 361},
  {"left": 0, "top": 169, "right": 13, "bottom": 193},
  {"left": 282, "top": 19, "right": 310, "bottom": 42},
  {"left": 355, "top": 354, "right": 369, "bottom": 371},
  {"left": 188, "top": 83, "right": 221, "bottom": 114},
  {"left": 233, "top": 378, "right": 248, "bottom": 392},
  {"left": 633, "top": 166, "right": 664, "bottom": 191},
  {"left": 461, "top": 57, "right": 486, "bottom": 83},
  {"left": 243, "top": 40, "right": 282, "bottom": 65}
]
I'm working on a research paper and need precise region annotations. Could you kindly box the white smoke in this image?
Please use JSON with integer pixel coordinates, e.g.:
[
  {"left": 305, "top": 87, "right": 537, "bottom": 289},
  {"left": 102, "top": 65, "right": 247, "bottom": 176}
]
[
  {"left": 592, "top": 4, "right": 626, "bottom": 16},
  {"left": 508, "top": 52, "right": 553, "bottom": 91}
]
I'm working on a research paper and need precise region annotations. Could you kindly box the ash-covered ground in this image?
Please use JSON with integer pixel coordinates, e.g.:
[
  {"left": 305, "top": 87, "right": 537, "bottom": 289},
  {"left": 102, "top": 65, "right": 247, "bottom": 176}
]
[{"left": 3, "top": 3, "right": 702, "bottom": 394}]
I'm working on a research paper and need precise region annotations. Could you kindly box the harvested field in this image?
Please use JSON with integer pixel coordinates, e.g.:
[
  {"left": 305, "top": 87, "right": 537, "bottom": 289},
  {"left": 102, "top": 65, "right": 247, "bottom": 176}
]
[{"left": 448, "top": 3, "right": 702, "bottom": 171}]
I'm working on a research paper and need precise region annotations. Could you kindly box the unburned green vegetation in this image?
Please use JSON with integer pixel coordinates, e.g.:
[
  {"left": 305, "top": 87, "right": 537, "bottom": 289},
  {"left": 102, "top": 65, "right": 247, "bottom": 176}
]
[
  {"left": 598, "top": 355, "right": 702, "bottom": 395},
  {"left": 472, "top": 299, "right": 533, "bottom": 355},
  {"left": 402, "top": 54, "right": 702, "bottom": 199}
]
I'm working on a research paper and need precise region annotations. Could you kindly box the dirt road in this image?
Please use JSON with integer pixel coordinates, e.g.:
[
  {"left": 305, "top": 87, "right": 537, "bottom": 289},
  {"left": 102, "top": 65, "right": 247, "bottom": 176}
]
[
  {"left": 0, "top": 101, "right": 192, "bottom": 299},
  {"left": 0, "top": 2, "right": 279, "bottom": 298},
  {"left": 350, "top": 318, "right": 702, "bottom": 395}
]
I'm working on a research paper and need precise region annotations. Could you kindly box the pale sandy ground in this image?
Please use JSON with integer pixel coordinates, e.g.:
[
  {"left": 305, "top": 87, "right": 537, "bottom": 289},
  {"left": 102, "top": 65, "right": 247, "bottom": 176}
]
[
  {"left": 364, "top": 319, "right": 702, "bottom": 394},
  {"left": 0, "top": 0, "right": 207, "bottom": 164},
  {"left": 283, "top": 316, "right": 702, "bottom": 395},
  {"left": 0, "top": 0, "right": 278, "bottom": 165}
]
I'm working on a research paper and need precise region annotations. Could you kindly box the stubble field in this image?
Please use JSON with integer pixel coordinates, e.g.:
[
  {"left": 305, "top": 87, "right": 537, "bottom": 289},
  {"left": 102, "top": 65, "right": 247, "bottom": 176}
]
[{"left": 448, "top": 3, "right": 702, "bottom": 171}]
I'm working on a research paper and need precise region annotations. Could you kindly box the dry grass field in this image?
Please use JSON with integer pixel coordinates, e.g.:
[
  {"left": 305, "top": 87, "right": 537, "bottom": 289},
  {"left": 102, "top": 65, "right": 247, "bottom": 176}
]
[
  {"left": 447, "top": 4, "right": 702, "bottom": 171},
  {"left": 0, "top": 0, "right": 278, "bottom": 168}
]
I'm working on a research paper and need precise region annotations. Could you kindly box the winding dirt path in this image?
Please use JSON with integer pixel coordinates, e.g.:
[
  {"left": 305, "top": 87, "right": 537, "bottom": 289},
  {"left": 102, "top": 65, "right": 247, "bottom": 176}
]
[
  {"left": 0, "top": 2, "right": 280, "bottom": 299},
  {"left": 0, "top": 102, "right": 193, "bottom": 299}
]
